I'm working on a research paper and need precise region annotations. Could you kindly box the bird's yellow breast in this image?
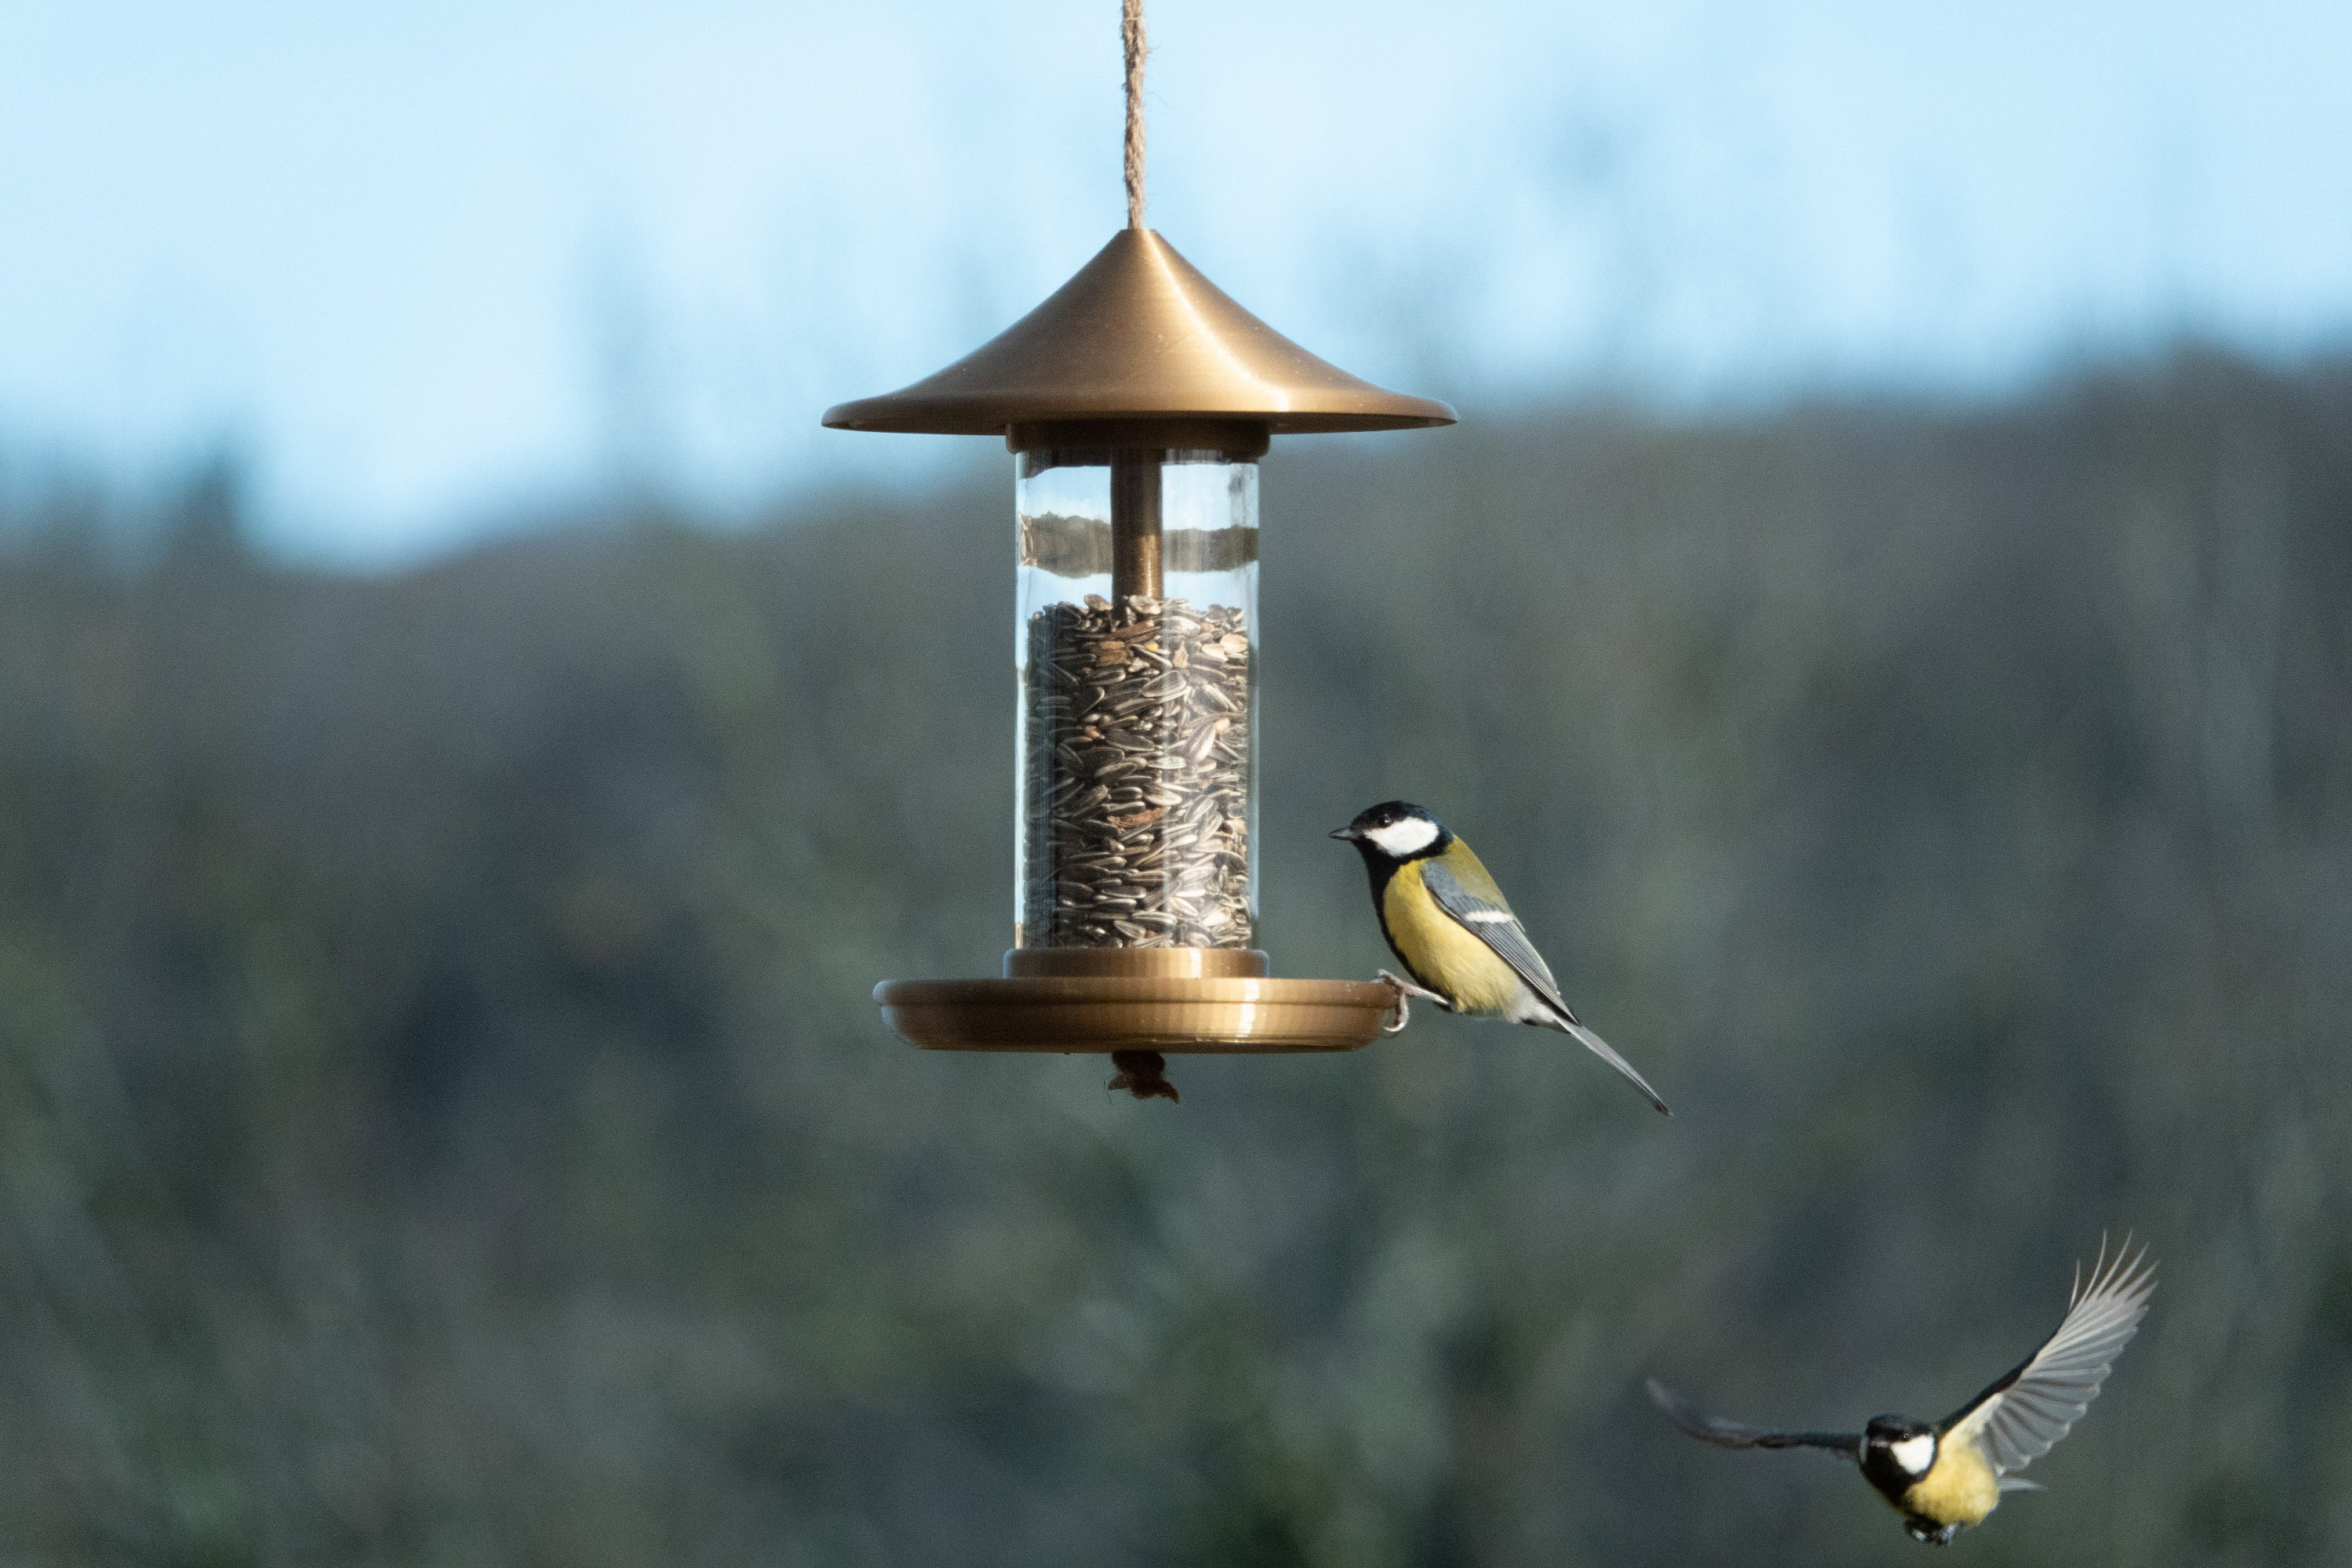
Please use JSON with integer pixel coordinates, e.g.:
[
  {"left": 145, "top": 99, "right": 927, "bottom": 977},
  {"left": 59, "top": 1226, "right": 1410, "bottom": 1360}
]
[
  {"left": 1381, "top": 860, "right": 1525, "bottom": 1014},
  {"left": 1897, "top": 1440, "right": 2000, "bottom": 1527}
]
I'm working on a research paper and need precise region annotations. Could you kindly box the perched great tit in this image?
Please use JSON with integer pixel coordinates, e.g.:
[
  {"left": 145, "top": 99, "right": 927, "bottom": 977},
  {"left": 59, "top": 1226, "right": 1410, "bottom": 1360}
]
[
  {"left": 1648, "top": 1239, "right": 2156, "bottom": 1546},
  {"left": 1331, "top": 800, "right": 1668, "bottom": 1114}
]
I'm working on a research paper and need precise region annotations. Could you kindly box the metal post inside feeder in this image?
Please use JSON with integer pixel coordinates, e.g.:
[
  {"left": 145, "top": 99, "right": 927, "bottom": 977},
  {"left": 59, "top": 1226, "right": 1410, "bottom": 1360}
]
[
  {"left": 828, "top": 227, "right": 1453, "bottom": 1073},
  {"left": 1109, "top": 451, "right": 1161, "bottom": 600}
]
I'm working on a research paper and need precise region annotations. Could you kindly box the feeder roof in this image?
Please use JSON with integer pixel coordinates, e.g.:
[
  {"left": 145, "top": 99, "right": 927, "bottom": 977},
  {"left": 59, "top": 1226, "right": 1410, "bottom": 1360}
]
[{"left": 822, "top": 229, "right": 1457, "bottom": 438}]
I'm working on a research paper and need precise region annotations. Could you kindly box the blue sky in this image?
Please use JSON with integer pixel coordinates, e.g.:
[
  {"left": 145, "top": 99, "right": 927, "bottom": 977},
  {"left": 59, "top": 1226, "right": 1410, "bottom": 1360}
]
[{"left": 2, "top": 1, "right": 2349, "bottom": 561}]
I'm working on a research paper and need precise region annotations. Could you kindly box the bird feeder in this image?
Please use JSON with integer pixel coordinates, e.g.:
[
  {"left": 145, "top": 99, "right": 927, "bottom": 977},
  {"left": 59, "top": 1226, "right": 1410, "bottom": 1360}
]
[{"left": 827, "top": 6, "right": 1454, "bottom": 1098}]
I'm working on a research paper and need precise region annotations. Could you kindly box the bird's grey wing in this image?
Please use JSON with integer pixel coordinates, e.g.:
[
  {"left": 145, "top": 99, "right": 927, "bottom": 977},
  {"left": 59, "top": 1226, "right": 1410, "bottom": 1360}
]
[
  {"left": 1941, "top": 1238, "right": 2156, "bottom": 1476},
  {"left": 1421, "top": 860, "right": 1670, "bottom": 1115},
  {"left": 1646, "top": 1380, "right": 1859, "bottom": 1461},
  {"left": 1419, "top": 859, "right": 1566, "bottom": 1002}
]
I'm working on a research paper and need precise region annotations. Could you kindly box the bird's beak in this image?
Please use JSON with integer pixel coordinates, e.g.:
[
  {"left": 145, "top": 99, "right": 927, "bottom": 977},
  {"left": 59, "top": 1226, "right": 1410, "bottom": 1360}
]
[{"left": 1330, "top": 826, "right": 1357, "bottom": 840}]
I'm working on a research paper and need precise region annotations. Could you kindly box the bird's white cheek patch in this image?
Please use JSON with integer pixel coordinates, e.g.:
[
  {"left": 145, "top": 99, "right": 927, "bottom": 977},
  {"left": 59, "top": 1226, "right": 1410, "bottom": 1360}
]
[
  {"left": 1366, "top": 818, "right": 1439, "bottom": 856},
  {"left": 1890, "top": 1436, "right": 1936, "bottom": 1475}
]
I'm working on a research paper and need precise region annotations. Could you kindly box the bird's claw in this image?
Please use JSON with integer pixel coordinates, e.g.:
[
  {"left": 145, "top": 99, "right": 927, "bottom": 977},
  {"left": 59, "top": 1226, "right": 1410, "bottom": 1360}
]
[{"left": 1376, "top": 969, "right": 1444, "bottom": 1034}]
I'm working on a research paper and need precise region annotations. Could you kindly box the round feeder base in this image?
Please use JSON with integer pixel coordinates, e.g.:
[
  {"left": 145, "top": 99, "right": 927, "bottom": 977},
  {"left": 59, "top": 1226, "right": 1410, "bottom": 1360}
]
[
  {"left": 874, "top": 976, "right": 1396, "bottom": 1053},
  {"left": 875, "top": 949, "right": 1397, "bottom": 1054}
]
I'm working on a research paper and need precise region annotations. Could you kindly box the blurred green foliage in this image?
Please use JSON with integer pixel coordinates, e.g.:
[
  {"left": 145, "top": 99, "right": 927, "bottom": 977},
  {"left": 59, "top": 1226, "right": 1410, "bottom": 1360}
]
[{"left": 0, "top": 351, "right": 2347, "bottom": 1565}]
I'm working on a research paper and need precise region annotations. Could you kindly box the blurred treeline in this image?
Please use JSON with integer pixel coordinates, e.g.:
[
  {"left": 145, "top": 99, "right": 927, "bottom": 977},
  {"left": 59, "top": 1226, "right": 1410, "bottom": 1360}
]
[{"left": 0, "top": 350, "right": 2347, "bottom": 1566}]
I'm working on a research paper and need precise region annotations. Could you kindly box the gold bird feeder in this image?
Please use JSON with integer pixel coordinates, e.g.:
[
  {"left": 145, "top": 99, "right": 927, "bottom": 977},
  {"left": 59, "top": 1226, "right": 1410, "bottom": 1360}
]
[{"left": 827, "top": 13, "right": 1453, "bottom": 1098}]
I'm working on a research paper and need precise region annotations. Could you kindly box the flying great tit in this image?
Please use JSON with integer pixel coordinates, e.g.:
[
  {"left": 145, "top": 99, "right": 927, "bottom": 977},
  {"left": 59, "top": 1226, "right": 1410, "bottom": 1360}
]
[
  {"left": 1648, "top": 1239, "right": 2156, "bottom": 1545},
  {"left": 1331, "top": 800, "right": 1669, "bottom": 1115}
]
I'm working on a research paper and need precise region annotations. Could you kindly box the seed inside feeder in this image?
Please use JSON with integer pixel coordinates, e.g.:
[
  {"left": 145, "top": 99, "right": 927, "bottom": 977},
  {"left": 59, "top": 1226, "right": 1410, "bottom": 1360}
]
[{"left": 1022, "top": 593, "right": 1251, "bottom": 948}]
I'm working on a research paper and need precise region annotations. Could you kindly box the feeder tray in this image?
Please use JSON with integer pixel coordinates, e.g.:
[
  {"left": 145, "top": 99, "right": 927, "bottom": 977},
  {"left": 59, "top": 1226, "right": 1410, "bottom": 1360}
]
[
  {"left": 826, "top": 33, "right": 1452, "bottom": 1083},
  {"left": 877, "top": 949, "right": 1400, "bottom": 1056}
]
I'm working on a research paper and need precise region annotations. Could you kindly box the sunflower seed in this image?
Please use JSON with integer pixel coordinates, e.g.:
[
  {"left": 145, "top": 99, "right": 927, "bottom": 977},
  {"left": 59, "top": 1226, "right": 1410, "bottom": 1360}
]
[{"left": 1019, "top": 593, "right": 1253, "bottom": 949}]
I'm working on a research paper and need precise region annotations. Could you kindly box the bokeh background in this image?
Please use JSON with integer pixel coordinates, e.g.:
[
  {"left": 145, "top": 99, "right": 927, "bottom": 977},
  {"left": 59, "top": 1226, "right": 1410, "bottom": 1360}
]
[{"left": 4, "top": 2, "right": 2350, "bottom": 1564}]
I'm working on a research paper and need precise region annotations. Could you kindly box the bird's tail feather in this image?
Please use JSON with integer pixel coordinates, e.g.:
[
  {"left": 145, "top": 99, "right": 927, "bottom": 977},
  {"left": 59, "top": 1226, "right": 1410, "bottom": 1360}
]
[{"left": 1557, "top": 1015, "right": 1671, "bottom": 1116}]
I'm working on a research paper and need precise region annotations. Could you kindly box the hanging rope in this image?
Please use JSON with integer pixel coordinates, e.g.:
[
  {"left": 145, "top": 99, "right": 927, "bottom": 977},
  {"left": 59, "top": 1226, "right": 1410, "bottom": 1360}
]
[{"left": 1122, "top": 0, "right": 1148, "bottom": 229}]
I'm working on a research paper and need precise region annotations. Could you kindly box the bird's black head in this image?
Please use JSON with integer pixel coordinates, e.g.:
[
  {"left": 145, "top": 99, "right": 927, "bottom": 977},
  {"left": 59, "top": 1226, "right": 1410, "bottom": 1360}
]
[
  {"left": 1330, "top": 800, "right": 1450, "bottom": 862},
  {"left": 1860, "top": 1414, "right": 1939, "bottom": 1492}
]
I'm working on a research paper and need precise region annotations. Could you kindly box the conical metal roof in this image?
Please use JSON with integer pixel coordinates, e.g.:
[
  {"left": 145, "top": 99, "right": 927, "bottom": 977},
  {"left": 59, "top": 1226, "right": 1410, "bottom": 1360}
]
[{"left": 822, "top": 229, "right": 1456, "bottom": 437}]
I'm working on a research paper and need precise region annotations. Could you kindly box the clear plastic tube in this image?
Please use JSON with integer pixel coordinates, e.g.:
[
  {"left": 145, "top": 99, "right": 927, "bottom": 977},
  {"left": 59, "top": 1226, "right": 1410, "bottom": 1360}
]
[{"left": 1014, "top": 446, "right": 1259, "bottom": 949}]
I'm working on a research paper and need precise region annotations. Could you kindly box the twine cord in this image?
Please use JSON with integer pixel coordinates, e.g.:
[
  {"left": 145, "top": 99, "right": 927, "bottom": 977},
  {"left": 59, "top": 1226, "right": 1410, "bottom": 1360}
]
[{"left": 1122, "top": 0, "right": 1147, "bottom": 228}]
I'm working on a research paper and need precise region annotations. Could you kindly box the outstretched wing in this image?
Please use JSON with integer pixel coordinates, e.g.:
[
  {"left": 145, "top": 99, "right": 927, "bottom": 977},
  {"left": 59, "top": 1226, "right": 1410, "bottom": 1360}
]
[
  {"left": 1646, "top": 1379, "right": 1860, "bottom": 1461},
  {"left": 1421, "top": 857, "right": 1670, "bottom": 1115},
  {"left": 1941, "top": 1237, "right": 2156, "bottom": 1476}
]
